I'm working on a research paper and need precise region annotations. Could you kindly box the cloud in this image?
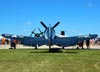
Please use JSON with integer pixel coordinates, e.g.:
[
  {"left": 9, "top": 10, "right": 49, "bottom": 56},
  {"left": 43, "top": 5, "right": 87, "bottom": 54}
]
[
  {"left": 23, "top": 29, "right": 27, "bottom": 32},
  {"left": 72, "top": 30, "right": 77, "bottom": 33},
  {"left": 62, "top": 24, "right": 65, "bottom": 27},
  {"left": 88, "top": 2, "right": 93, "bottom": 7},
  {"left": 26, "top": 21, "right": 32, "bottom": 25},
  {"left": 72, "top": 30, "right": 83, "bottom": 35}
]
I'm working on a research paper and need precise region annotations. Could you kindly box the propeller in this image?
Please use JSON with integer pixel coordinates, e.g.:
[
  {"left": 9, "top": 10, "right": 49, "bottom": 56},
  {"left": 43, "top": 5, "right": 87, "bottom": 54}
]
[
  {"left": 40, "top": 21, "right": 47, "bottom": 29},
  {"left": 52, "top": 21, "right": 60, "bottom": 29},
  {"left": 30, "top": 28, "right": 36, "bottom": 37},
  {"left": 30, "top": 28, "right": 44, "bottom": 37},
  {"left": 38, "top": 28, "right": 44, "bottom": 35},
  {"left": 38, "top": 28, "right": 42, "bottom": 33}
]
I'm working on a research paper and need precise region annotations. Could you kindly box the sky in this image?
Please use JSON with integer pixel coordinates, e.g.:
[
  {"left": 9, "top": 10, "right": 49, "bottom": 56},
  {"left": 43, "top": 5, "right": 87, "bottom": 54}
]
[{"left": 0, "top": 0, "right": 100, "bottom": 37}]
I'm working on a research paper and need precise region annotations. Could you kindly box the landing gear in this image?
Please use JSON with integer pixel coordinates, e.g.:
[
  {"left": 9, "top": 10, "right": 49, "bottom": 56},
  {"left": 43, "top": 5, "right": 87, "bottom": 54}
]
[
  {"left": 49, "top": 45, "right": 51, "bottom": 49},
  {"left": 77, "top": 47, "right": 79, "bottom": 49},
  {"left": 35, "top": 45, "right": 38, "bottom": 49},
  {"left": 49, "top": 45, "right": 51, "bottom": 51},
  {"left": 35, "top": 46, "right": 37, "bottom": 49},
  {"left": 62, "top": 46, "right": 64, "bottom": 49}
]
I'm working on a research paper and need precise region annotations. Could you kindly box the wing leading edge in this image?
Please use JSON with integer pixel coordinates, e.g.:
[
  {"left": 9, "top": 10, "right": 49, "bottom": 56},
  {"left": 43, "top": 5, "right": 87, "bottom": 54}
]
[
  {"left": 1, "top": 34, "right": 98, "bottom": 48},
  {"left": 1, "top": 34, "right": 48, "bottom": 47},
  {"left": 53, "top": 34, "right": 98, "bottom": 47}
]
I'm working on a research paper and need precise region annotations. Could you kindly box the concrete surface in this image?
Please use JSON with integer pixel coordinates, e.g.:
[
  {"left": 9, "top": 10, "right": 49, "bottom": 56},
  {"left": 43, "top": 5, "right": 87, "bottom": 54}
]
[{"left": 0, "top": 44, "right": 100, "bottom": 49}]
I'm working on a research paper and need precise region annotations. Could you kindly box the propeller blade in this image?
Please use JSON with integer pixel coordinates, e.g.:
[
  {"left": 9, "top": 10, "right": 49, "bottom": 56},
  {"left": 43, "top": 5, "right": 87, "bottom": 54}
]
[
  {"left": 32, "top": 28, "right": 36, "bottom": 34},
  {"left": 30, "top": 28, "right": 36, "bottom": 37},
  {"left": 38, "top": 28, "right": 42, "bottom": 33},
  {"left": 52, "top": 21, "right": 60, "bottom": 29},
  {"left": 30, "top": 33, "right": 33, "bottom": 37},
  {"left": 38, "top": 28, "right": 44, "bottom": 35},
  {"left": 40, "top": 21, "right": 47, "bottom": 29}
]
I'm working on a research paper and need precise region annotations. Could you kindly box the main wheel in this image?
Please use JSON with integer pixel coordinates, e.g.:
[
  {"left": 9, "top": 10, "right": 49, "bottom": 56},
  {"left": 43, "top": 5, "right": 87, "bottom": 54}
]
[
  {"left": 62, "top": 46, "right": 64, "bottom": 49},
  {"left": 77, "top": 47, "right": 79, "bottom": 49},
  {"left": 35, "top": 45, "right": 37, "bottom": 49},
  {"left": 49, "top": 45, "right": 51, "bottom": 49}
]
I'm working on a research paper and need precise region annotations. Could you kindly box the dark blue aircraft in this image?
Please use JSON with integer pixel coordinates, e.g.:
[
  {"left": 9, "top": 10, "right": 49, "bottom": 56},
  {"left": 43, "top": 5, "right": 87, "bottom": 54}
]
[{"left": 1, "top": 21, "right": 98, "bottom": 49}]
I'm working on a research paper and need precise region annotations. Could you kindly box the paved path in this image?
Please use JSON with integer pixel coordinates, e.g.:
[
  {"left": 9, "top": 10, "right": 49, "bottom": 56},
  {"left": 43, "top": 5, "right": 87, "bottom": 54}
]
[{"left": 0, "top": 44, "right": 100, "bottom": 49}]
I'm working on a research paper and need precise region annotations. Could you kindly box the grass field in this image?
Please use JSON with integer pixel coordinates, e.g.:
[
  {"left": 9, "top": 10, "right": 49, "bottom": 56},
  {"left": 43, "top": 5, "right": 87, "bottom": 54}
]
[{"left": 0, "top": 49, "right": 100, "bottom": 72}]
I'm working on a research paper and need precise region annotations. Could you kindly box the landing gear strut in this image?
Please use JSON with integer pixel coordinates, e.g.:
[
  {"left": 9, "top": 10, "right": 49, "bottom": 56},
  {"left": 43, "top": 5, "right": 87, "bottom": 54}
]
[
  {"left": 49, "top": 44, "right": 51, "bottom": 51},
  {"left": 49, "top": 45, "right": 51, "bottom": 49},
  {"left": 35, "top": 45, "right": 38, "bottom": 49},
  {"left": 62, "top": 46, "right": 64, "bottom": 49}
]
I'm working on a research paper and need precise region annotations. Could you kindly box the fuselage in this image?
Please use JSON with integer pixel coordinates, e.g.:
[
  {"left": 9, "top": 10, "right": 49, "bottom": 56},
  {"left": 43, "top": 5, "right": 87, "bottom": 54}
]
[{"left": 44, "top": 25, "right": 55, "bottom": 41}]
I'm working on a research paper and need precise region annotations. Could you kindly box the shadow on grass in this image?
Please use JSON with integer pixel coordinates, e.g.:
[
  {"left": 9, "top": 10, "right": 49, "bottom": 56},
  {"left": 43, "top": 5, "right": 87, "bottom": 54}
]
[
  {"left": 30, "top": 50, "right": 79, "bottom": 54},
  {"left": 30, "top": 48, "right": 79, "bottom": 54},
  {"left": 30, "top": 51, "right": 63, "bottom": 53},
  {"left": 30, "top": 48, "right": 63, "bottom": 53},
  {"left": 65, "top": 51, "right": 79, "bottom": 54}
]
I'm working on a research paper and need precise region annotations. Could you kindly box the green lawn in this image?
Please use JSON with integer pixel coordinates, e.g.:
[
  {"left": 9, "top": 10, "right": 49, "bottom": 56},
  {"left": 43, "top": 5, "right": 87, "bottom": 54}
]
[{"left": 0, "top": 49, "right": 100, "bottom": 72}]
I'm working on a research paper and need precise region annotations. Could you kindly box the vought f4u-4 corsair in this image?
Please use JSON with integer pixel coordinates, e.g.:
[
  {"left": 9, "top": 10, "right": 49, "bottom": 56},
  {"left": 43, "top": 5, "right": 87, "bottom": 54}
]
[{"left": 1, "top": 21, "right": 98, "bottom": 49}]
